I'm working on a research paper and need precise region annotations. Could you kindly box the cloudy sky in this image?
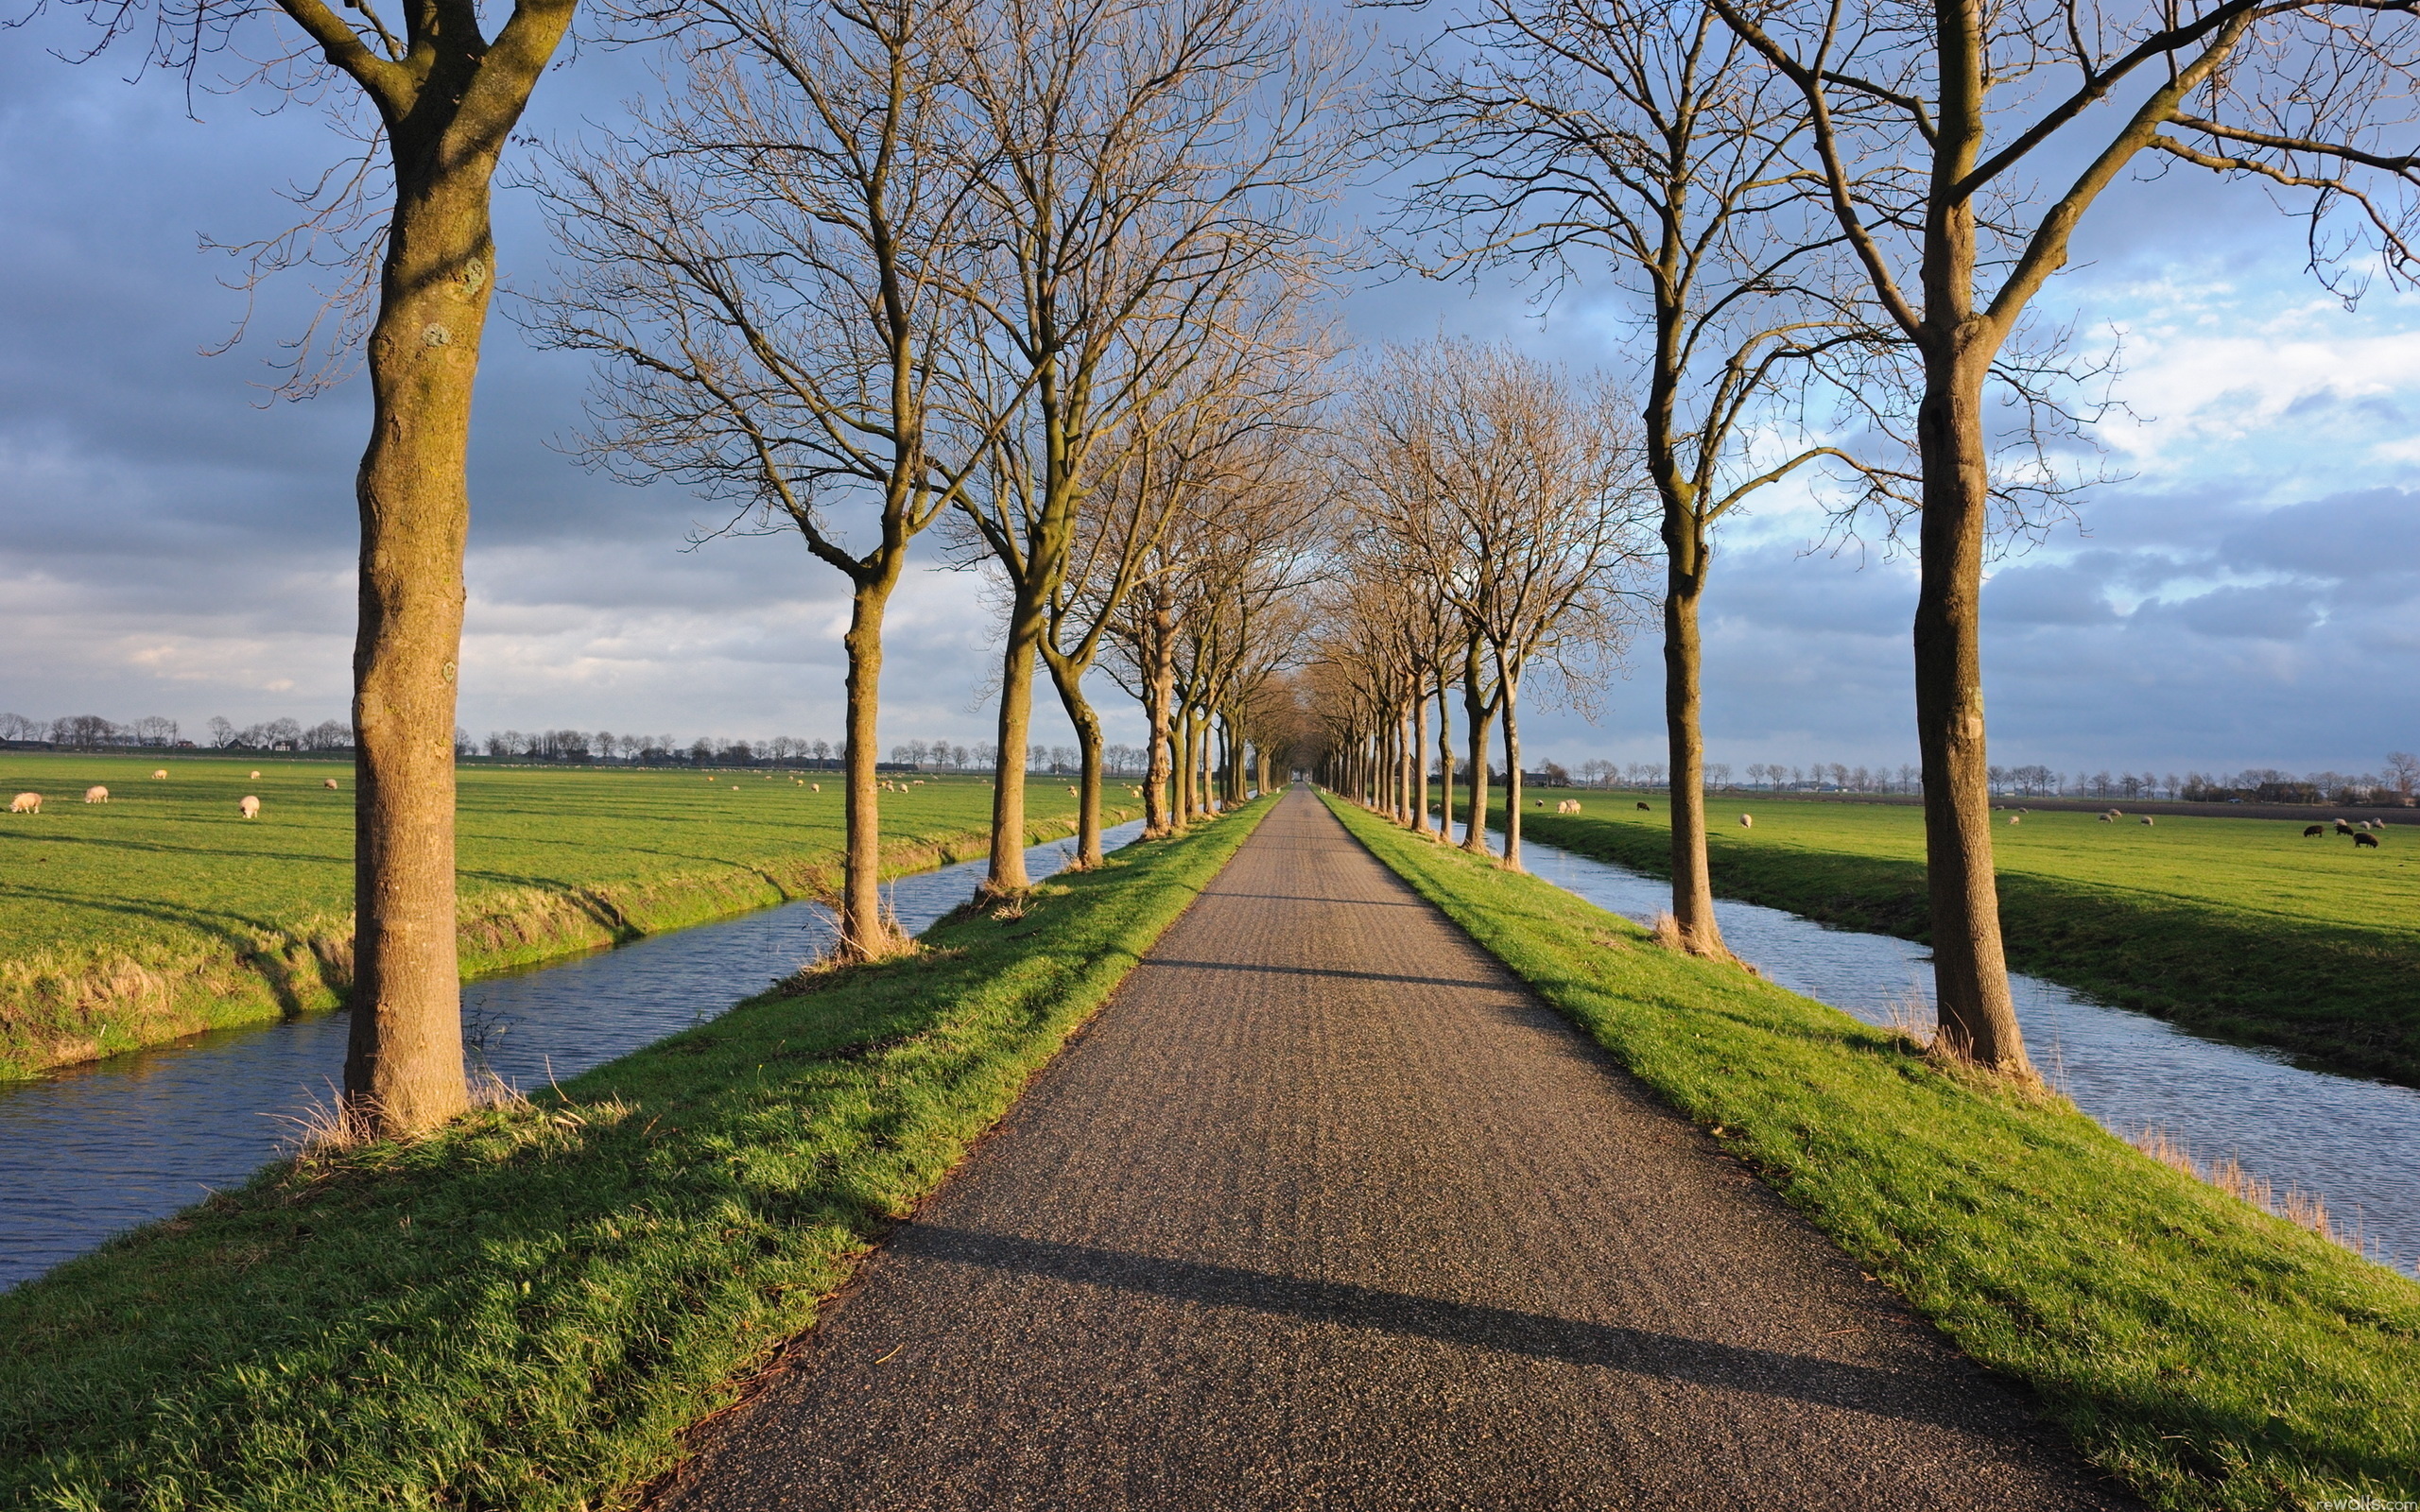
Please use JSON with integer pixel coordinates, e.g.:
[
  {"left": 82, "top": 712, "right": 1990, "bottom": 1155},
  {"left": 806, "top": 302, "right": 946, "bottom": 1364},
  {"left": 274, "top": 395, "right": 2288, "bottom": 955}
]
[{"left": 2, "top": 9, "right": 2414, "bottom": 780}]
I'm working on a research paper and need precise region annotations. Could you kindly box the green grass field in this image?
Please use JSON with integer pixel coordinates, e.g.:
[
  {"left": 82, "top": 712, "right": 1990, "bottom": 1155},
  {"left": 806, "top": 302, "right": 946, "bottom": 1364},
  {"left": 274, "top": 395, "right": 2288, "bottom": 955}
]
[
  {"left": 0, "top": 752, "right": 1120, "bottom": 1077},
  {"left": 1467, "top": 788, "right": 2420, "bottom": 1085},
  {"left": 0, "top": 795, "right": 1272, "bottom": 1511},
  {"left": 1337, "top": 796, "right": 2420, "bottom": 1510}
]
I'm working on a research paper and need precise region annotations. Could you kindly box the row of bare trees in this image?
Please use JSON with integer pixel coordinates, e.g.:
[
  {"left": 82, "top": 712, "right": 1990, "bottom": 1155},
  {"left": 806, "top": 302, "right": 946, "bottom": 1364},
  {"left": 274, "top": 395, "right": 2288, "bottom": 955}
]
[
  {"left": 1312, "top": 338, "right": 1653, "bottom": 869},
  {"left": 531, "top": 0, "right": 1348, "bottom": 962},
  {"left": 65, "top": 0, "right": 2420, "bottom": 1132},
  {"left": 1354, "top": 0, "right": 2420, "bottom": 1077}
]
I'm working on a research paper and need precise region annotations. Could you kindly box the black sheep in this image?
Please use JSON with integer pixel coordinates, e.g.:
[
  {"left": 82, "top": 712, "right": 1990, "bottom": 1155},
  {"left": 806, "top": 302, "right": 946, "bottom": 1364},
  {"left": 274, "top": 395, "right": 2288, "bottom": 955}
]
[
  {"left": 2306, "top": 824, "right": 2325, "bottom": 837},
  {"left": 1635, "top": 801, "right": 1650, "bottom": 811},
  {"left": 2336, "top": 818, "right": 2357, "bottom": 834},
  {"left": 2356, "top": 831, "right": 2381, "bottom": 849}
]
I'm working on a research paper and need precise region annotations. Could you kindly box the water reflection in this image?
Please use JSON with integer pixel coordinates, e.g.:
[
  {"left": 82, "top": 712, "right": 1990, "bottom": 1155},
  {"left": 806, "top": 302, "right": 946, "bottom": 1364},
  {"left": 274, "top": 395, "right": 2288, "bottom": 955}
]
[
  {"left": 0, "top": 821, "right": 1144, "bottom": 1290},
  {"left": 1456, "top": 818, "right": 2420, "bottom": 1278}
]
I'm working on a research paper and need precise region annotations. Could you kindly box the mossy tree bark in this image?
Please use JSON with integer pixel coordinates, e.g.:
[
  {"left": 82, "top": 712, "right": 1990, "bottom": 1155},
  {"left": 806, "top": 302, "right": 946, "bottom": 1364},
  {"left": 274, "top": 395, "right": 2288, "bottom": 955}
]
[
  {"left": 1461, "top": 638, "right": 1499, "bottom": 859},
  {"left": 1434, "top": 673, "right": 1455, "bottom": 842},
  {"left": 268, "top": 0, "right": 579, "bottom": 1136},
  {"left": 1041, "top": 645, "right": 1107, "bottom": 867},
  {"left": 1498, "top": 661, "right": 1526, "bottom": 871},
  {"left": 1661, "top": 512, "right": 1724, "bottom": 954}
]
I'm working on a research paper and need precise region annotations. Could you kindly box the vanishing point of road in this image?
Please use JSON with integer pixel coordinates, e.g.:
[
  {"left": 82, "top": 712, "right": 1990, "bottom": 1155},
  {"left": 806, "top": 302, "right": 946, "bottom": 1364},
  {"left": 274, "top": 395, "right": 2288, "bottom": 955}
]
[{"left": 662, "top": 787, "right": 2132, "bottom": 1510}]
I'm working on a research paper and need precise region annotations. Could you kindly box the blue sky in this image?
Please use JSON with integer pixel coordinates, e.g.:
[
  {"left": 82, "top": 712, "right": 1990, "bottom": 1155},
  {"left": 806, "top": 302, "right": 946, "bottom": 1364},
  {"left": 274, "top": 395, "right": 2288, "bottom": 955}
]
[{"left": 2, "top": 7, "right": 2413, "bottom": 779}]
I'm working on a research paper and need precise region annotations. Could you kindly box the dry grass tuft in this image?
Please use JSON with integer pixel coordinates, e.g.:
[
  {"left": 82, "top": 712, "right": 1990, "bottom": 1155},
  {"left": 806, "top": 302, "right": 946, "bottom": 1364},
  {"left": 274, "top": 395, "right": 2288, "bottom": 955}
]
[
  {"left": 2132, "top": 1125, "right": 2348, "bottom": 1246},
  {"left": 271, "top": 1067, "right": 543, "bottom": 1160},
  {"left": 1649, "top": 912, "right": 1688, "bottom": 951}
]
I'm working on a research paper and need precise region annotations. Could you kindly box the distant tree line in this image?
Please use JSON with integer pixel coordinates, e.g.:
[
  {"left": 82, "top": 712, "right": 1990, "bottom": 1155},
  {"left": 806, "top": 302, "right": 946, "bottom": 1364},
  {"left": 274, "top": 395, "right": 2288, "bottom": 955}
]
[
  {"left": 0, "top": 713, "right": 185, "bottom": 747},
  {"left": 1422, "top": 755, "right": 2420, "bottom": 805},
  {"left": 0, "top": 712, "right": 1193, "bottom": 777}
]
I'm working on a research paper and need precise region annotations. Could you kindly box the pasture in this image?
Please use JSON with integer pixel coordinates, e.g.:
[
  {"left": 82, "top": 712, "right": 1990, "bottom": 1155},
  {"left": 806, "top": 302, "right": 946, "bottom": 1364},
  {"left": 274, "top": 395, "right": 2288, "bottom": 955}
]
[
  {"left": 1501, "top": 791, "right": 2420, "bottom": 1085},
  {"left": 0, "top": 753, "right": 1098, "bottom": 1075}
]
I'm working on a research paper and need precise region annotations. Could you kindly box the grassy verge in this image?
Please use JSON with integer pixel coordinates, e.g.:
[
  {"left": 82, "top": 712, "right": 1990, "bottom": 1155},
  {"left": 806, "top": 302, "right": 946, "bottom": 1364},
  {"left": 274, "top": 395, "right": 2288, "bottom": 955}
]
[
  {"left": 0, "top": 796, "right": 1270, "bottom": 1511},
  {"left": 1481, "top": 789, "right": 2420, "bottom": 1087},
  {"left": 0, "top": 755, "right": 1124, "bottom": 1076},
  {"left": 1333, "top": 794, "right": 2420, "bottom": 1510}
]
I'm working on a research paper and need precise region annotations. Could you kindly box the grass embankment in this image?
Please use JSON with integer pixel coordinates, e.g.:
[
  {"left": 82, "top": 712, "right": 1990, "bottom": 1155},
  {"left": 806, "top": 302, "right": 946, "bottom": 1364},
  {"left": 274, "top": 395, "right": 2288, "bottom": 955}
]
[
  {"left": 0, "top": 754, "right": 1124, "bottom": 1076},
  {"left": 1484, "top": 788, "right": 2420, "bottom": 1086},
  {"left": 1335, "top": 795, "right": 2420, "bottom": 1510},
  {"left": 0, "top": 795, "right": 1271, "bottom": 1511}
]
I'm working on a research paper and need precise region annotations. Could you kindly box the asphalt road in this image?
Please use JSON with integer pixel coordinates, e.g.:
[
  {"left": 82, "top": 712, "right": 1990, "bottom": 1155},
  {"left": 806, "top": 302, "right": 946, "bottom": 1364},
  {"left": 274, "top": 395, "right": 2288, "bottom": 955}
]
[{"left": 663, "top": 788, "right": 2133, "bottom": 1510}]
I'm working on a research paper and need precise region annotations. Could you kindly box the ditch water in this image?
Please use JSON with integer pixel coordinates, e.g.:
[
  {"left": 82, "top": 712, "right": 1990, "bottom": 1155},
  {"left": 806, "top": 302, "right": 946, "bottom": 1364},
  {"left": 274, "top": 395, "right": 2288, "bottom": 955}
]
[
  {"left": 0, "top": 819, "right": 1147, "bottom": 1291},
  {"left": 1448, "top": 818, "right": 2420, "bottom": 1279}
]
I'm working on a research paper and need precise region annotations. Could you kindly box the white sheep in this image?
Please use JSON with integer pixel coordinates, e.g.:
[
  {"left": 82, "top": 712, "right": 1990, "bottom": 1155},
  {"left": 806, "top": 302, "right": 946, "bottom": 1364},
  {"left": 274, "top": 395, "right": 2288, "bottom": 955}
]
[
  {"left": 1738, "top": 813, "right": 1753, "bottom": 829},
  {"left": 2140, "top": 816, "right": 2155, "bottom": 826},
  {"left": 2009, "top": 814, "right": 2021, "bottom": 825},
  {"left": 239, "top": 795, "right": 261, "bottom": 819},
  {"left": 811, "top": 782, "right": 821, "bottom": 792},
  {"left": 84, "top": 785, "right": 109, "bottom": 804},
  {"left": 323, "top": 778, "right": 339, "bottom": 790},
  {"left": 151, "top": 769, "right": 167, "bottom": 781},
  {"left": 10, "top": 792, "right": 40, "bottom": 814},
  {"left": 249, "top": 770, "right": 261, "bottom": 780}
]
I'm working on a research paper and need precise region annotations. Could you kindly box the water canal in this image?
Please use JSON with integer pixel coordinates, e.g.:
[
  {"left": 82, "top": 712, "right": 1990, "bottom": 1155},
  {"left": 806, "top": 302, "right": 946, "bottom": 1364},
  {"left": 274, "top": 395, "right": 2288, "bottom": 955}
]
[
  {"left": 0, "top": 820, "right": 1147, "bottom": 1290},
  {"left": 1493, "top": 823, "right": 2420, "bottom": 1279}
]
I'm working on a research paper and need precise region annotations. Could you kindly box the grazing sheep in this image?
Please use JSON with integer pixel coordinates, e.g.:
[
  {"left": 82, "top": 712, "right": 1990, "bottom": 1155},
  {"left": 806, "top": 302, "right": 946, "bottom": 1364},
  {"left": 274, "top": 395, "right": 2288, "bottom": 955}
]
[
  {"left": 2356, "top": 831, "right": 2381, "bottom": 849},
  {"left": 2140, "top": 816, "right": 2155, "bottom": 826},
  {"left": 151, "top": 769, "right": 167, "bottom": 781},
  {"left": 2008, "top": 815, "right": 2021, "bottom": 825},
  {"left": 2305, "top": 824, "right": 2326, "bottom": 837},
  {"left": 84, "top": 785, "right": 109, "bottom": 804},
  {"left": 2098, "top": 813, "right": 2111, "bottom": 823},
  {"left": 1069, "top": 786, "right": 1079, "bottom": 796},
  {"left": 811, "top": 782, "right": 821, "bottom": 792},
  {"left": 2336, "top": 818, "right": 2356, "bottom": 835},
  {"left": 238, "top": 795, "right": 261, "bottom": 819},
  {"left": 1738, "top": 814, "right": 1753, "bottom": 829},
  {"left": 1635, "top": 801, "right": 1651, "bottom": 812},
  {"left": 323, "top": 778, "right": 339, "bottom": 790},
  {"left": 249, "top": 770, "right": 261, "bottom": 780},
  {"left": 9, "top": 793, "right": 40, "bottom": 814}
]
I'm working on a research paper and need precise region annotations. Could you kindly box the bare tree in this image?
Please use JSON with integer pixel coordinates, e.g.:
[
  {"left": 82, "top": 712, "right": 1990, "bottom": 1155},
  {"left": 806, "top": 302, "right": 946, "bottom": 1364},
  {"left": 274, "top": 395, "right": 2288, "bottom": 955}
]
[
  {"left": 944, "top": 0, "right": 1355, "bottom": 895},
  {"left": 1042, "top": 301, "right": 1327, "bottom": 864},
  {"left": 1713, "top": 0, "right": 2420, "bottom": 1072},
  {"left": 529, "top": 0, "right": 1007, "bottom": 958},
  {"left": 1342, "top": 339, "right": 1653, "bottom": 868},
  {"left": 47, "top": 0, "right": 579, "bottom": 1132},
  {"left": 1395, "top": 0, "right": 1904, "bottom": 951}
]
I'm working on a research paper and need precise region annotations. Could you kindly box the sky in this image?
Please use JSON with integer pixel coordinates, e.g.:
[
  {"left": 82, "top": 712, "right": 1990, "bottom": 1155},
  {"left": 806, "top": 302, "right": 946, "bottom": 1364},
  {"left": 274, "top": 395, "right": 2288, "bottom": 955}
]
[{"left": 2, "top": 6, "right": 2415, "bottom": 781}]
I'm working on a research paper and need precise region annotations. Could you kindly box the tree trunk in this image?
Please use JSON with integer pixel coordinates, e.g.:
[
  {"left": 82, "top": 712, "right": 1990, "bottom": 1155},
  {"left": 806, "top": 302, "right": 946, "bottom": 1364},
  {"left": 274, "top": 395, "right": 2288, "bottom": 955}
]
[
  {"left": 838, "top": 576, "right": 899, "bottom": 955},
  {"left": 986, "top": 583, "right": 1046, "bottom": 893},
  {"left": 342, "top": 150, "right": 504, "bottom": 1136},
  {"left": 1042, "top": 646, "right": 1104, "bottom": 867},
  {"left": 1499, "top": 663, "right": 1524, "bottom": 872},
  {"left": 1461, "top": 637, "right": 1494, "bottom": 858},
  {"left": 1914, "top": 335, "right": 2031, "bottom": 1074},
  {"left": 1141, "top": 600, "right": 1175, "bottom": 837},
  {"left": 1435, "top": 668, "right": 1454, "bottom": 844},
  {"left": 1410, "top": 689, "right": 1432, "bottom": 838},
  {"left": 1662, "top": 519, "right": 1728, "bottom": 956},
  {"left": 1175, "top": 703, "right": 1196, "bottom": 826}
]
